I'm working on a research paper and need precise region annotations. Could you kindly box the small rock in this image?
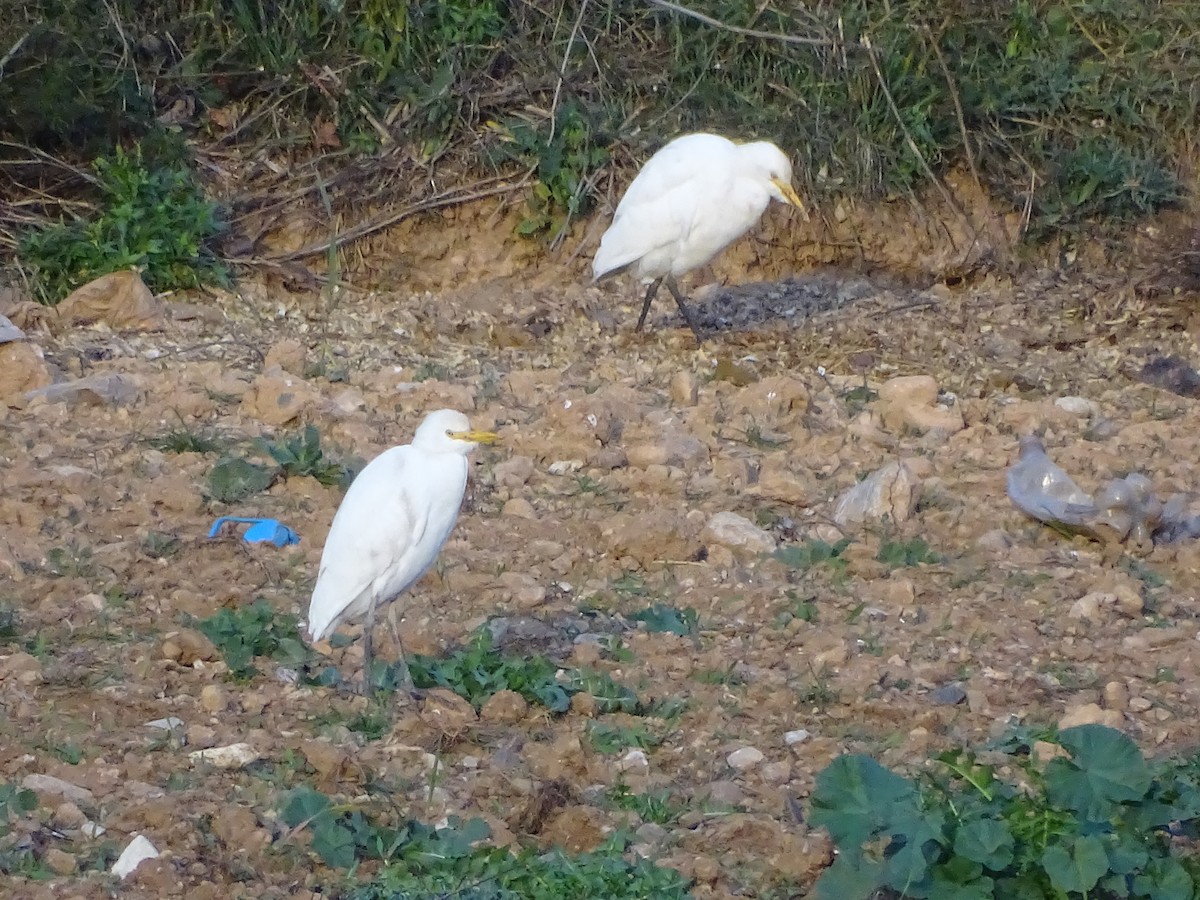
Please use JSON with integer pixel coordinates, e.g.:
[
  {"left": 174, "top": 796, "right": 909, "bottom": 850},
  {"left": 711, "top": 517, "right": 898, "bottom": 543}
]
[
  {"left": 0, "top": 340, "right": 54, "bottom": 404},
  {"left": 24, "top": 373, "right": 140, "bottom": 408},
  {"left": 57, "top": 270, "right": 167, "bottom": 330},
  {"left": 976, "top": 529, "right": 1015, "bottom": 553},
  {"left": 146, "top": 717, "right": 184, "bottom": 731},
  {"left": 930, "top": 683, "right": 967, "bottom": 705},
  {"left": 199, "top": 684, "right": 226, "bottom": 713},
  {"left": 502, "top": 497, "right": 537, "bottom": 519},
  {"left": 419, "top": 688, "right": 478, "bottom": 740},
  {"left": 188, "top": 742, "right": 261, "bottom": 769},
  {"left": 703, "top": 511, "right": 777, "bottom": 555},
  {"left": 1033, "top": 740, "right": 1070, "bottom": 764},
  {"left": 1058, "top": 703, "right": 1123, "bottom": 731},
  {"left": 112, "top": 834, "right": 160, "bottom": 880},
  {"left": 617, "top": 749, "right": 650, "bottom": 773},
  {"left": 833, "top": 460, "right": 922, "bottom": 527},
  {"left": 44, "top": 847, "right": 77, "bottom": 875},
  {"left": 1129, "top": 697, "right": 1153, "bottom": 713},
  {"left": 1055, "top": 396, "right": 1099, "bottom": 417},
  {"left": 635, "top": 822, "right": 669, "bottom": 844},
  {"left": 548, "top": 459, "right": 583, "bottom": 476},
  {"left": 761, "top": 761, "right": 792, "bottom": 784},
  {"left": 1069, "top": 592, "right": 1112, "bottom": 623},
  {"left": 784, "top": 729, "right": 810, "bottom": 746},
  {"left": 22, "top": 773, "right": 93, "bottom": 805},
  {"left": 161, "top": 628, "right": 218, "bottom": 664},
  {"left": 670, "top": 371, "right": 699, "bottom": 406},
  {"left": 53, "top": 801, "right": 88, "bottom": 829},
  {"left": 1103, "top": 681, "right": 1129, "bottom": 712},
  {"left": 0, "top": 314, "right": 25, "bottom": 343},
  {"left": 727, "top": 746, "right": 765, "bottom": 770},
  {"left": 1, "top": 651, "right": 43, "bottom": 685},
  {"left": 696, "top": 780, "right": 744, "bottom": 807},
  {"left": 479, "top": 690, "right": 529, "bottom": 725},
  {"left": 493, "top": 455, "right": 535, "bottom": 487},
  {"left": 239, "top": 366, "right": 319, "bottom": 425},
  {"left": 264, "top": 339, "right": 307, "bottom": 376},
  {"left": 876, "top": 375, "right": 965, "bottom": 434}
]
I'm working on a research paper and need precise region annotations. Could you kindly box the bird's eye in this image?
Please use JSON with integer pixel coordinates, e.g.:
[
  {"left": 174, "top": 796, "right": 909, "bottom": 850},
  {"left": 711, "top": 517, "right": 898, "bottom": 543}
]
[{"left": 445, "top": 429, "right": 453, "bottom": 437}]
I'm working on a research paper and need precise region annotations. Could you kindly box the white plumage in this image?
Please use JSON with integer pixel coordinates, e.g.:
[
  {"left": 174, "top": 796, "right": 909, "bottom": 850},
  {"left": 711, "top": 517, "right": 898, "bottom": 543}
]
[
  {"left": 592, "top": 132, "right": 805, "bottom": 339},
  {"left": 306, "top": 408, "right": 497, "bottom": 692}
]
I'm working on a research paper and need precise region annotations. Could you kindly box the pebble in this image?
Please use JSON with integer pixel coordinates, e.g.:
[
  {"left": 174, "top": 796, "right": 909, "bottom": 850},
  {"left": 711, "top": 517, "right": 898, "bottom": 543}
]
[
  {"left": 22, "top": 774, "right": 94, "bottom": 805},
  {"left": 703, "top": 511, "right": 777, "bottom": 555},
  {"left": 188, "top": 742, "right": 261, "bottom": 769},
  {"left": 112, "top": 834, "right": 160, "bottom": 880},
  {"left": 200, "top": 685, "right": 226, "bottom": 713},
  {"left": 784, "top": 729, "right": 811, "bottom": 746},
  {"left": 1103, "top": 681, "right": 1130, "bottom": 711},
  {"left": 1055, "top": 396, "right": 1099, "bottom": 417},
  {"left": 727, "top": 746, "right": 765, "bottom": 770}
]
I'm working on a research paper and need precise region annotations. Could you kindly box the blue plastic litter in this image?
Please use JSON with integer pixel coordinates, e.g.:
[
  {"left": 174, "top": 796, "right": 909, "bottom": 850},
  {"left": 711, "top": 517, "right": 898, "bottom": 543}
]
[{"left": 208, "top": 517, "right": 300, "bottom": 547}]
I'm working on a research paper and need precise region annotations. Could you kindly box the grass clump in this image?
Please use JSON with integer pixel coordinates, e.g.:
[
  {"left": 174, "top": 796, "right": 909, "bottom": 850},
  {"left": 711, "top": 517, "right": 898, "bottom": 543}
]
[
  {"left": 398, "top": 628, "right": 640, "bottom": 714},
  {"left": 258, "top": 426, "right": 353, "bottom": 488},
  {"left": 809, "top": 724, "right": 1200, "bottom": 899},
  {"left": 279, "top": 786, "right": 689, "bottom": 895},
  {"left": 195, "top": 598, "right": 309, "bottom": 680},
  {"left": 18, "top": 145, "right": 227, "bottom": 304}
]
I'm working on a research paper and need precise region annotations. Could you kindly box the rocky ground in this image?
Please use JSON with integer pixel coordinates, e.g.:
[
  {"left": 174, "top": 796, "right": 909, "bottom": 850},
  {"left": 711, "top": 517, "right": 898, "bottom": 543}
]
[{"left": 3, "top": 240, "right": 1200, "bottom": 898}]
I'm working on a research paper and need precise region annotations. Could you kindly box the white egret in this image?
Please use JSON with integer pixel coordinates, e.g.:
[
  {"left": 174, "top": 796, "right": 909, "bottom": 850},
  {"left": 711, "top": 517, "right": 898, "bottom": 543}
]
[
  {"left": 306, "top": 408, "right": 498, "bottom": 693},
  {"left": 592, "top": 132, "right": 806, "bottom": 340}
]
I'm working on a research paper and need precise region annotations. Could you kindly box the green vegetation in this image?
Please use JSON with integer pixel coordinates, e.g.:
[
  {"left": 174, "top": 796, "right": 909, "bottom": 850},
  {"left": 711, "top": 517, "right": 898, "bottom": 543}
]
[
  {"left": 280, "top": 787, "right": 689, "bottom": 895},
  {"left": 877, "top": 537, "right": 940, "bottom": 568},
  {"left": 774, "top": 538, "right": 851, "bottom": 580},
  {"left": 3, "top": 0, "right": 1197, "bottom": 294},
  {"left": 205, "top": 426, "right": 352, "bottom": 503},
  {"left": 0, "top": 782, "right": 39, "bottom": 875},
  {"left": 195, "top": 598, "right": 309, "bottom": 680},
  {"left": 259, "top": 426, "right": 353, "bottom": 488},
  {"left": 18, "top": 146, "right": 227, "bottom": 304},
  {"left": 402, "top": 628, "right": 640, "bottom": 714},
  {"left": 631, "top": 603, "right": 699, "bottom": 637},
  {"left": 810, "top": 725, "right": 1200, "bottom": 899}
]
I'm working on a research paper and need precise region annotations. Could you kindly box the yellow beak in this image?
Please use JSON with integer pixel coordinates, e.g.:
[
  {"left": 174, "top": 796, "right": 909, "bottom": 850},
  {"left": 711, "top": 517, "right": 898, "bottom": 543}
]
[
  {"left": 772, "top": 177, "right": 810, "bottom": 222},
  {"left": 451, "top": 429, "right": 499, "bottom": 445}
]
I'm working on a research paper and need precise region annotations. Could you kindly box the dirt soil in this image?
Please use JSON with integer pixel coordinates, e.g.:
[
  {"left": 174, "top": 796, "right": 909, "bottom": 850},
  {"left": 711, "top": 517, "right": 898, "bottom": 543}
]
[{"left": 3, "top": 200, "right": 1200, "bottom": 899}]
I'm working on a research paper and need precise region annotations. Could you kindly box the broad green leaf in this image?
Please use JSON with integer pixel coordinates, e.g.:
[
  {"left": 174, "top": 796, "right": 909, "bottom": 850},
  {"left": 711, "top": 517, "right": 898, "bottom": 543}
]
[
  {"left": 954, "top": 818, "right": 1015, "bottom": 870},
  {"left": 311, "top": 819, "right": 357, "bottom": 869},
  {"left": 810, "top": 755, "right": 920, "bottom": 848},
  {"left": 1045, "top": 725, "right": 1152, "bottom": 820},
  {"left": 1131, "top": 857, "right": 1194, "bottom": 900},
  {"left": 281, "top": 786, "right": 331, "bottom": 828},
  {"left": 1041, "top": 834, "right": 1108, "bottom": 893},
  {"left": 813, "top": 854, "right": 887, "bottom": 900},
  {"left": 630, "top": 603, "right": 698, "bottom": 636}
]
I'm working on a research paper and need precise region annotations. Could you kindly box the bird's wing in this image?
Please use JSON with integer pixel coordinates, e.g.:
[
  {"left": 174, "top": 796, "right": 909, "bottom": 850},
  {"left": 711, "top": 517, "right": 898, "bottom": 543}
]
[
  {"left": 593, "top": 135, "right": 738, "bottom": 280},
  {"left": 307, "top": 447, "right": 453, "bottom": 641}
]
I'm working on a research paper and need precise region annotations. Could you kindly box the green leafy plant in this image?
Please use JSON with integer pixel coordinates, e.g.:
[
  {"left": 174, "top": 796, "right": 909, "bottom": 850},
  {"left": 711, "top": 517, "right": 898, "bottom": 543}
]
[
  {"left": 195, "top": 598, "right": 309, "bottom": 680},
  {"left": 19, "top": 144, "right": 227, "bottom": 304},
  {"left": 494, "top": 101, "right": 611, "bottom": 240},
  {"left": 281, "top": 785, "right": 689, "bottom": 896},
  {"left": 630, "top": 603, "right": 699, "bottom": 637},
  {"left": 258, "top": 426, "right": 351, "bottom": 487},
  {"left": 877, "top": 537, "right": 939, "bottom": 568},
  {"left": 774, "top": 539, "right": 852, "bottom": 580},
  {"left": 584, "top": 721, "right": 663, "bottom": 756},
  {"left": 0, "top": 781, "right": 39, "bottom": 875},
  {"left": 809, "top": 725, "right": 1200, "bottom": 899},
  {"left": 606, "top": 783, "right": 684, "bottom": 825},
  {"left": 206, "top": 458, "right": 276, "bottom": 504},
  {"left": 404, "top": 628, "right": 640, "bottom": 714},
  {"left": 147, "top": 428, "right": 224, "bottom": 455}
]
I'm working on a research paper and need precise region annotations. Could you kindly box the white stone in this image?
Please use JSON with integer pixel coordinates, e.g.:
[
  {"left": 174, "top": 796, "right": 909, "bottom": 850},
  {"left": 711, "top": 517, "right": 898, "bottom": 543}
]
[
  {"left": 112, "top": 834, "right": 160, "bottom": 879},
  {"left": 784, "top": 729, "right": 811, "bottom": 746},
  {"left": 727, "top": 746, "right": 765, "bottom": 770},
  {"left": 187, "top": 741, "right": 260, "bottom": 769}
]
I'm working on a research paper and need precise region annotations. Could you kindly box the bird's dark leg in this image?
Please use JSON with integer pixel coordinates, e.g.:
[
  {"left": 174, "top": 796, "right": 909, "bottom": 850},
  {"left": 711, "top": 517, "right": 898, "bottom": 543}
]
[
  {"left": 386, "top": 609, "right": 415, "bottom": 693},
  {"left": 635, "top": 278, "right": 662, "bottom": 332},
  {"left": 664, "top": 276, "right": 706, "bottom": 343},
  {"left": 362, "top": 599, "right": 376, "bottom": 697}
]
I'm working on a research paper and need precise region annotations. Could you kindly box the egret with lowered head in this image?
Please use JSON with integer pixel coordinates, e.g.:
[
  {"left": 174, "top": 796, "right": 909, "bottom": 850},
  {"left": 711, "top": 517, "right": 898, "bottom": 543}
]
[
  {"left": 306, "top": 408, "right": 497, "bottom": 694},
  {"left": 592, "top": 132, "right": 806, "bottom": 341}
]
